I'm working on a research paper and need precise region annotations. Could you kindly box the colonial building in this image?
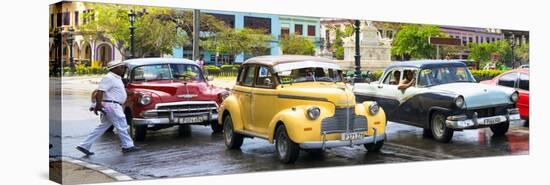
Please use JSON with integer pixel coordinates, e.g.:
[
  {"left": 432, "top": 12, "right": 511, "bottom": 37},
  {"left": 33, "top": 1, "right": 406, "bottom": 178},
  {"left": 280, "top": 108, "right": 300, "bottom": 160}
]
[
  {"left": 171, "top": 10, "right": 322, "bottom": 64},
  {"left": 49, "top": 1, "right": 123, "bottom": 67}
]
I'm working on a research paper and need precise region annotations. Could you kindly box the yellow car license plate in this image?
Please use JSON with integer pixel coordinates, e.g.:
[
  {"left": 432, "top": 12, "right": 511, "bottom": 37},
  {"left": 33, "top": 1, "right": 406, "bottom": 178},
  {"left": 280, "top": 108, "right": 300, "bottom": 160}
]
[{"left": 341, "top": 132, "right": 364, "bottom": 140}]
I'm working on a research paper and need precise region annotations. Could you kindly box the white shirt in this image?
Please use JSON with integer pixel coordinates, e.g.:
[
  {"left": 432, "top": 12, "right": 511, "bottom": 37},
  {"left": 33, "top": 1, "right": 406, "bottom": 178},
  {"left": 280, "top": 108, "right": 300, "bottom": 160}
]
[{"left": 98, "top": 72, "right": 127, "bottom": 104}]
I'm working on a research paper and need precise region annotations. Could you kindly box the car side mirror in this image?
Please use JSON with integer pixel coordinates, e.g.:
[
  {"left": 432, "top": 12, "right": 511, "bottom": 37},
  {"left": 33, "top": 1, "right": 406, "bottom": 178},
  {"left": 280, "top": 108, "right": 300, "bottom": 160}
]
[
  {"left": 264, "top": 78, "right": 273, "bottom": 87},
  {"left": 207, "top": 76, "right": 214, "bottom": 81},
  {"left": 364, "top": 77, "right": 372, "bottom": 84}
]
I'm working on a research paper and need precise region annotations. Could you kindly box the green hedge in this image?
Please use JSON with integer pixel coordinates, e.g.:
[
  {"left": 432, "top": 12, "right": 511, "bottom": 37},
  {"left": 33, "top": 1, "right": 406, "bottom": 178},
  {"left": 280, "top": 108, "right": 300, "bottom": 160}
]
[
  {"left": 204, "top": 64, "right": 240, "bottom": 77},
  {"left": 470, "top": 70, "right": 503, "bottom": 82},
  {"left": 63, "top": 65, "right": 109, "bottom": 76}
]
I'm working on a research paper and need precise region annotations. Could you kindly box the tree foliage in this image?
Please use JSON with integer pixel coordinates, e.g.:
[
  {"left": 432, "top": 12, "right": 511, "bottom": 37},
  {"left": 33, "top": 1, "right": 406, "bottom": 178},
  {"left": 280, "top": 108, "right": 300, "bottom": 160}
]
[
  {"left": 514, "top": 44, "right": 529, "bottom": 63},
  {"left": 202, "top": 28, "right": 273, "bottom": 59},
  {"left": 79, "top": 3, "right": 186, "bottom": 58},
  {"left": 329, "top": 24, "right": 353, "bottom": 60},
  {"left": 391, "top": 24, "right": 447, "bottom": 59},
  {"left": 280, "top": 34, "right": 315, "bottom": 55},
  {"left": 468, "top": 40, "right": 512, "bottom": 67}
]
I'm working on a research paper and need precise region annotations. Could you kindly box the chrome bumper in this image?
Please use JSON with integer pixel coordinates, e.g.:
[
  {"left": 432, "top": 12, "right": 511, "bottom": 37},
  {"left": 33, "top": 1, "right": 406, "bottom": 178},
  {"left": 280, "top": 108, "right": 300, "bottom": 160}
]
[
  {"left": 299, "top": 128, "right": 385, "bottom": 149},
  {"left": 445, "top": 108, "right": 521, "bottom": 129},
  {"left": 133, "top": 113, "right": 218, "bottom": 125}
]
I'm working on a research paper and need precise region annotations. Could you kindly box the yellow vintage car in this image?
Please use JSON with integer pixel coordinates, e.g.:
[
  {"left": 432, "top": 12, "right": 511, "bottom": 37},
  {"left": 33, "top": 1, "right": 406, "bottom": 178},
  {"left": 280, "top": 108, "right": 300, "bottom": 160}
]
[{"left": 217, "top": 55, "right": 387, "bottom": 163}]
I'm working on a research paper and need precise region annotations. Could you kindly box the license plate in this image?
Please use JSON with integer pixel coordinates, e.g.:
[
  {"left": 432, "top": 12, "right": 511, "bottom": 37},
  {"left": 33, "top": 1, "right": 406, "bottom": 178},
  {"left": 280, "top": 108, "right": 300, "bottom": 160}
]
[
  {"left": 341, "top": 132, "right": 364, "bottom": 140},
  {"left": 483, "top": 117, "right": 501, "bottom": 125},
  {"left": 509, "top": 114, "right": 520, "bottom": 120},
  {"left": 173, "top": 115, "right": 208, "bottom": 124}
]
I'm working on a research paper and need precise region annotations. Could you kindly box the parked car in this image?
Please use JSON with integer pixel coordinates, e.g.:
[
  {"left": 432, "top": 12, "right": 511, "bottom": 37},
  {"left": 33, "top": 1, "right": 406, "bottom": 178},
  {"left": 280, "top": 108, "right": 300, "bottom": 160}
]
[
  {"left": 354, "top": 60, "right": 521, "bottom": 142},
  {"left": 480, "top": 68, "right": 529, "bottom": 125},
  {"left": 122, "top": 58, "right": 229, "bottom": 141},
  {"left": 217, "top": 55, "right": 387, "bottom": 163}
]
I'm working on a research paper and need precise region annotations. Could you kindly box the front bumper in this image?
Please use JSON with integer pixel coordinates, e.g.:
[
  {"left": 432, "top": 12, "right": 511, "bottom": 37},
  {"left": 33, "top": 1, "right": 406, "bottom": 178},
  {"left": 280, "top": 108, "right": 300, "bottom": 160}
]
[
  {"left": 445, "top": 108, "right": 521, "bottom": 129},
  {"left": 299, "top": 128, "right": 385, "bottom": 149},
  {"left": 132, "top": 101, "right": 219, "bottom": 125}
]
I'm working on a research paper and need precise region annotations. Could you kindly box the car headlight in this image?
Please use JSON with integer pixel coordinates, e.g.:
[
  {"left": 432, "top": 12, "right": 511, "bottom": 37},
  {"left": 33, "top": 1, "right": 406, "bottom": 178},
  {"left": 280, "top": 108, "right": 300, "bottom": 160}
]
[
  {"left": 139, "top": 95, "right": 152, "bottom": 105},
  {"left": 455, "top": 96, "right": 465, "bottom": 108},
  {"left": 511, "top": 92, "right": 519, "bottom": 102},
  {"left": 306, "top": 106, "right": 321, "bottom": 120},
  {"left": 368, "top": 102, "right": 380, "bottom": 115}
]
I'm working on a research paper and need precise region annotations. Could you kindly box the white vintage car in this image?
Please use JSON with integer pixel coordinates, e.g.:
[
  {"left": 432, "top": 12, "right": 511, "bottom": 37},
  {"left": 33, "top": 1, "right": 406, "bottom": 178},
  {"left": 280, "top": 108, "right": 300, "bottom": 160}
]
[{"left": 353, "top": 60, "right": 521, "bottom": 142}]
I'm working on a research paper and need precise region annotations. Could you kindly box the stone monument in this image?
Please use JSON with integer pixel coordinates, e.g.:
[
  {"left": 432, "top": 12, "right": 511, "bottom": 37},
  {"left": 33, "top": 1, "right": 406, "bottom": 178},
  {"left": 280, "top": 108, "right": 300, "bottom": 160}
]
[{"left": 338, "top": 21, "right": 394, "bottom": 70}]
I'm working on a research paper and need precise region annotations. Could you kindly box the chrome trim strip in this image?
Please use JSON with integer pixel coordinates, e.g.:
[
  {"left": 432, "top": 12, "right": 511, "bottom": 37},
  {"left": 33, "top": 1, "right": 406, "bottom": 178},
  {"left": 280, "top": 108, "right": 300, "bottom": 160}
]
[
  {"left": 154, "top": 101, "right": 219, "bottom": 109},
  {"left": 300, "top": 133, "right": 386, "bottom": 149}
]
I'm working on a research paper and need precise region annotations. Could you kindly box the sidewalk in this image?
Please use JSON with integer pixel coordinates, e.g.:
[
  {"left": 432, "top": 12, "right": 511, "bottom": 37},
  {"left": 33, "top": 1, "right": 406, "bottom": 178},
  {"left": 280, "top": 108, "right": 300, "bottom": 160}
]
[{"left": 50, "top": 157, "right": 132, "bottom": 185}]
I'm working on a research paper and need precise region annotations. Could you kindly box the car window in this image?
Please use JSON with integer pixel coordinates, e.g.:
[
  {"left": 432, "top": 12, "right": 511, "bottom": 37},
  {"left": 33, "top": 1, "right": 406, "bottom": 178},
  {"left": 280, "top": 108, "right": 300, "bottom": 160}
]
[
  {"left": 498, "top": 72, "right": 518, "bottom": 88},
  {"left": 383, "top": 69, "right": 401, "bottom": 85},
  {"left": 255, "top": 66, "right": 274, "bottom": 88},
  {"left": 519, "top": 73, "right": 529, "bottom": 91},
  {"left": 133, "top": 64, "right": 171, "bottom": 81},
  {"left": 242, "top": 66, "right": 256, "bottom": 86}
]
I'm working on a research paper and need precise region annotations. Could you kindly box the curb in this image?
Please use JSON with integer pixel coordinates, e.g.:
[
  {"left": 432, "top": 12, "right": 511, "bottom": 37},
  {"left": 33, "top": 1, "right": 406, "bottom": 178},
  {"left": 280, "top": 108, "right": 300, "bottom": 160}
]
[{"left": 59, "top": 157, "right": 133, "bottom": 181}]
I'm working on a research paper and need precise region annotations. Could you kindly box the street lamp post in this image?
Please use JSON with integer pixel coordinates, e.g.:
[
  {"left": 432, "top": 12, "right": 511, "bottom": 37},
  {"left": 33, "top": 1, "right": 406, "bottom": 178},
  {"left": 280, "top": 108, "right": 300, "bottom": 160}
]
[
  {"left": 509, "top": 35, "right": 516, "bottom": 68},
  {"left": 354, "top": 20, "right": 362, "bottom": 81},
  {"left": 128, "top": 8, "right": 148, "bottom": 59},
  {"left": 67, "top": 27, "right": 75, "bottom": 72}
]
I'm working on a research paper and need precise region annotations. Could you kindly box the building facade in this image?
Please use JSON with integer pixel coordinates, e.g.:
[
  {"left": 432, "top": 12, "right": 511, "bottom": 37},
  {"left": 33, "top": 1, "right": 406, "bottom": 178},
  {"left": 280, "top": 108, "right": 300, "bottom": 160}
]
[
  {"left": 49, "top": 2, "right": 123, "bottom": 67},
  {"left": 172, "top": 10, "right": 322, "bottom": 64}
]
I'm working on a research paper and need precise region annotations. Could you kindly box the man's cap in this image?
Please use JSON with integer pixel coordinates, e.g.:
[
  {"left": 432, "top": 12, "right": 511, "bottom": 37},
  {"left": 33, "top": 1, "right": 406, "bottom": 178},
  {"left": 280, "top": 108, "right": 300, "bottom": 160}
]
[{"left": 107, "top": 60, "right": 124, "bottom": 70}]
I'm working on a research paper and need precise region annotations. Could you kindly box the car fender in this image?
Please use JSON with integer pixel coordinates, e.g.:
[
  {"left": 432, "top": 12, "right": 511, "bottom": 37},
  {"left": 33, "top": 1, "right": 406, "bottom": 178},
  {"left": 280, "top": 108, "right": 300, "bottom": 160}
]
[
  {"left": 358, "top": 101, "right": 388, "bottom": 136},
  {"left": 267, "top": 105, "right": 332, "bottom": 144},
  {"left": 218, "top": 95, "right": 245, "bottom": 130}
]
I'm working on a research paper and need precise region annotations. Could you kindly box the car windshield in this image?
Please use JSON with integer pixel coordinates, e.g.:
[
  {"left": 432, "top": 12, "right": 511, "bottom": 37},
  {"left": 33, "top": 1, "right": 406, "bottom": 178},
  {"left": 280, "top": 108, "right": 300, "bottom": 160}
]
[
  {"left": 132, "top": 64, "right": 204, "bottom": 82},
  {"left": 277, "top": 67, "right": 343, "bottom": 84},
  {"left": 417, "top": 66, "right": 475, "bottom": 87}
]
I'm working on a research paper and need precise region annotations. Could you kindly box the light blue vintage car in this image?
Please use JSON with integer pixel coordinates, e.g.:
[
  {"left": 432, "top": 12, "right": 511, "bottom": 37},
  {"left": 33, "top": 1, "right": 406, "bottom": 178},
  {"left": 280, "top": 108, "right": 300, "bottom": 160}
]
[{"left": 353, "top": 60, "right": 521, "bottom": 142}]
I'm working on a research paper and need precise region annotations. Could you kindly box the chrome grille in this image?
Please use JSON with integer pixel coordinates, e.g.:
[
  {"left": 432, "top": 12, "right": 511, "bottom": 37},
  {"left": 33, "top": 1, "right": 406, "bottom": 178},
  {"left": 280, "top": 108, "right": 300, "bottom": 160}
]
[
  {"left": 155, "top": 103, "right": 217, "bottom": 118},
  {"left": 321, "top": 107, "right": 367, "bottom": 133}
]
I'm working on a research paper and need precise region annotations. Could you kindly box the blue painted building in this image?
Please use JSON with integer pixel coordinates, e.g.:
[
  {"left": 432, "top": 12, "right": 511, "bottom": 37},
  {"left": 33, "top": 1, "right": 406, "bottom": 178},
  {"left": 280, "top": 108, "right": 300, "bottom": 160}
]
[{"left": 172, "top": 10, "right": 321, "bottom": 64}]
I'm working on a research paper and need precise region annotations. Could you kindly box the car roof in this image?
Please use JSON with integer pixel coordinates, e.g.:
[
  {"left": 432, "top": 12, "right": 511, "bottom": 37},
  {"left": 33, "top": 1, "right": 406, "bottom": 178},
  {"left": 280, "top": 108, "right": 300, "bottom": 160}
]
[
  {"left": 243, "top": 55, "right": 335, "bottom": 66},
  {"left": 387, "top": 60, "right": 468, "bottom": 69},
  {"left": 124, "top": 58, "right": 197, "bottom": 69}
]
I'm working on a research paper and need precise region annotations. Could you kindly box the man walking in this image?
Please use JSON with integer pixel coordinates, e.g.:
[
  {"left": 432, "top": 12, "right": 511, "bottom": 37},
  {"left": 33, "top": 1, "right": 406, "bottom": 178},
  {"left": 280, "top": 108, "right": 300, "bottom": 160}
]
[{"left": 76, "top": 60, "right": 140, "bottom": 155}]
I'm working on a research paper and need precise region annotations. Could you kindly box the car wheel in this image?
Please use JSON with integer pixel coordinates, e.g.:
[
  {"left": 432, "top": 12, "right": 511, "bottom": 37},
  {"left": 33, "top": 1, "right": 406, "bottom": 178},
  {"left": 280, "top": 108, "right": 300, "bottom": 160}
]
[
  {"left": 125, "top": 111, "right": 146, "bottom": 141},
  {"left": 431, "top": 112, "right": 454, "bottom": 143},
  {"left": 178, "top": 125, "right": 192, "bottom": 137},
  {"left": 223, "top": 115, "right": 243, "bottom": 149},
  {"left": 210, "top": 121, "right": 223, "bottom": 133},
  {"left": 364, "top": 141, "right": 384, "bottom": 152},
  {"left": 490, "top": 121, "right": 509, "bottom": 136},
  {"left": 275, "top": 125, "right": 299, "bottom": 164}
]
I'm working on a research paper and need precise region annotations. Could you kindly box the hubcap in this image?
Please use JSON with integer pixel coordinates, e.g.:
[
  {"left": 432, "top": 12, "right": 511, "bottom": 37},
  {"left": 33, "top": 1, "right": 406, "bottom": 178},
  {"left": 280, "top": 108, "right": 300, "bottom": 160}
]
[
  {"left": 224, "top": 121, "right": 232, "bottom": 144},
  {"left": 433, "top": 115, "right": 445, "bottom": 137},
  {"left": 277, "top": 131, "right": 288, "bottom": 158}
]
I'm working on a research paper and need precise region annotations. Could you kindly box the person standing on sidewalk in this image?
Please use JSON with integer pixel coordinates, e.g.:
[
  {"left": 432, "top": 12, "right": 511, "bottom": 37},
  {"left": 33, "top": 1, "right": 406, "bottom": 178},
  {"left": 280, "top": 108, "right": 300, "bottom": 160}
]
[{"left": 76, "top": 60, "right": 140, "bottom": 155}]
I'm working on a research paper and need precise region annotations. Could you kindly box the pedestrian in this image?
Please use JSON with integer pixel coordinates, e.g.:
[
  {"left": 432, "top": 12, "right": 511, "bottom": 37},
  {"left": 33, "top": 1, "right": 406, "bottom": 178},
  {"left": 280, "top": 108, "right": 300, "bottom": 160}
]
[
  {"left": 76, "top": 60, "right": 140, "bottom": 155},
  {"left": 195, "top": 56, "right": 204, "bottom": 69}
]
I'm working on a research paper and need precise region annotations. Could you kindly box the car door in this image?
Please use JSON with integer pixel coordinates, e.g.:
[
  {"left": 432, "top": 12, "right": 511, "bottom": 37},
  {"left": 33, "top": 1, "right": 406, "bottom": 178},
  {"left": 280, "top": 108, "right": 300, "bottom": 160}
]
[
  {"left": 251, "top": 65, "right": 277, "bottom": 136},
  {"left": 233, "top": 65, "right": 256, "bottom": 131},
  {"left": 395, "top": 68, "right": 423, "bottom": 124},
  {"left": 517, "top": 72, "right": 529, "bottom": 118},
  {"left": 373, "top": 68, "right": 403, "bottom": 121}
]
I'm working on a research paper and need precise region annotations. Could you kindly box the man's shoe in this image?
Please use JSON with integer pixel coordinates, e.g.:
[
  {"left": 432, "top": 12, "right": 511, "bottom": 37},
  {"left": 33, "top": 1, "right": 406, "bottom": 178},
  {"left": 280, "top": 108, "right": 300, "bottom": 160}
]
[
  {"left": 122, "top": 146, "right": 141, "bottom": 153},
  {"left": 76, "top": 146, "right": 94, "bottom": 155}
]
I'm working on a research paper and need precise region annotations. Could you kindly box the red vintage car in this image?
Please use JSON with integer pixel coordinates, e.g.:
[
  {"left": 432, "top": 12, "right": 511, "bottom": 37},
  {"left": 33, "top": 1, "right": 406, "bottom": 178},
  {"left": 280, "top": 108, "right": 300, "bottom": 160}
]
[
  {"left": 122, "top": 58, "right": 229, "bottom": 141},
  {"left": 480, "top": 68, "right": 529, "bottom": 125}
]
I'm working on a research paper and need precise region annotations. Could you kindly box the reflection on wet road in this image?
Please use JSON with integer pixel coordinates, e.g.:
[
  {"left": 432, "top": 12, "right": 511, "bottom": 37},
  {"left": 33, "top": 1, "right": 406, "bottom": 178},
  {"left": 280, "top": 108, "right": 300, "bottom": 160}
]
[{"left": 50, "top": 78, "right": 529, "bottom": 180}]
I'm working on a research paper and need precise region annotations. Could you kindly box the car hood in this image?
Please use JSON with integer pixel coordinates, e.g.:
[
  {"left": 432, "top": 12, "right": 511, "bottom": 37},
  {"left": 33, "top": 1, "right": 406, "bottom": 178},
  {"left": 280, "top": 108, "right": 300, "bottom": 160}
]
[
  {"left": 429, "top": 82, "right": 516, "bottom": 109},
  {"left": 130, "top": 80, "right": 225, "bottom": 103},
  {"left": 278, "top": 82, "right": 355, "bottom": 107}
]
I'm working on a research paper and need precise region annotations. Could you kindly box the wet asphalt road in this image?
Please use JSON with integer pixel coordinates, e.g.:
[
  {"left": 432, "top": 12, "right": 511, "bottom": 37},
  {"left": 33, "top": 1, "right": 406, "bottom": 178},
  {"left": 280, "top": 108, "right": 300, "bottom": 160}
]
[{"left": 50, "top": 77, "right": 529, "bottom": 180}]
